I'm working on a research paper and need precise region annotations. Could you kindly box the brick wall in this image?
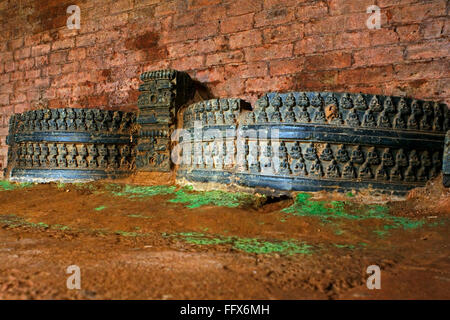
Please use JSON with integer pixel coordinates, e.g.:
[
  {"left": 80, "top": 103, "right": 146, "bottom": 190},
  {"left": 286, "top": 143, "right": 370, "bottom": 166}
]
[{"left": 0, "top": 0, "right": 449, "bottom": 174}]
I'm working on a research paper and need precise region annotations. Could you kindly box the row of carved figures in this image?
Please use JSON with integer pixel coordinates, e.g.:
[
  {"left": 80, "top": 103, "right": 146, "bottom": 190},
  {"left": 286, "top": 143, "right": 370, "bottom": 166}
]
[
  {"left": 179, "top": 140, "right": 441, "bottom": 182},
  {"left": 183, "top": 99, "right": 244, "bottom": 128},
  {"left": 243, "top": 93, "right": 448, "bottom": 131},
  {"left": 11, "top": 142, "right": 136, "bottom": 170},
  {"left": 10, "top": 109, "right": 136, "bottom": 133}
]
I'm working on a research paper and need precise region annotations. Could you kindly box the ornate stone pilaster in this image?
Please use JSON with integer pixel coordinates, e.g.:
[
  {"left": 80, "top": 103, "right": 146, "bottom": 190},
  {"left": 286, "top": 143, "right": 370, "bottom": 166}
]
[{"left": 136, "top": 69, "right": 195, "bottom": 172}]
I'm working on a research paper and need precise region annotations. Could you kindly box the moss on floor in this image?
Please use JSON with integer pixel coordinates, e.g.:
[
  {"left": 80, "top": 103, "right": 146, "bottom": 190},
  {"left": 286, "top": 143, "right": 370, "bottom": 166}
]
[{"left": 0, "top": 180, "right": 32, "bottom": 191}]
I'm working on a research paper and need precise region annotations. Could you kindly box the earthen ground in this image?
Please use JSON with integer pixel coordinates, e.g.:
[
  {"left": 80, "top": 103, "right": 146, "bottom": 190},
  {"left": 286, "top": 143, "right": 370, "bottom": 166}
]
[{"left": 0, "top": 177, "right": 449, "bottom": 300}]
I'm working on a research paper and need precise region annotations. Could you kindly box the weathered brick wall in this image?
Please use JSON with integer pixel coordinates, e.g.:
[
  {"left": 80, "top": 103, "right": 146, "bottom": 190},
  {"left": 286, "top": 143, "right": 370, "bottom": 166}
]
[{"left": 0, "top": 0, "right": 449, "bottom": 174}]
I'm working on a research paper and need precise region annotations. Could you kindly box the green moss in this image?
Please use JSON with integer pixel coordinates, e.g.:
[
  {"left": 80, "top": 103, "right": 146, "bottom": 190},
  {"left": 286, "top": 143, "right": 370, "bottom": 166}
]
[
  {"left": 169, "top": 188, "right": 258, "bottom": 209},
  {"left": 114, "top": 230, "right": 148, "bottom": 237},
  {"left": 127, "top": 214, "right": 151, "bottom": 219},
  {"left": 110, "top": 184, "right": 176, "bottom": 198},
  {"left": 283, "top": 193, "right": 427, "bottom": 233},
  {"left": 0, "top": 180, "right": 32, "bottom": 191},
  {"left": 94, "top": 205, "right": 107, "bottom": 211},
  {"left": 167, "top": 232, "right": 312, "bottom": 255}
]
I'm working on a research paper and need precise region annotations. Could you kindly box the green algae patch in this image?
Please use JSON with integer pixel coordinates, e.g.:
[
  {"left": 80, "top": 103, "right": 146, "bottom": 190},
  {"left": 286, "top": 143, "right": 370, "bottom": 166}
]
[
  {"left": 109, "top": 184, "right": 176, "bottom": 199},
  {"left": 0, "top": 180, "right": 32, "bottom": 191},
  {"left": 165, "top": 232, "right": 312, "bottom": 255},
  {"left": 283, "top": 193, "right": 428, "bottom": 234},
  {"left": 169, "top": 188, "right": 257, "bottom": 209},
  {"left": 94, "top": 205, "right": 107, "bottom": 211}
]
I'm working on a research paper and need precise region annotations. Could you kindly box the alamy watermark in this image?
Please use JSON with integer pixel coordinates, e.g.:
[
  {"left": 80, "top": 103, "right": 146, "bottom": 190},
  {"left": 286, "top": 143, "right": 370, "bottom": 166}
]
[
  {"left": 366, "top": 5, "right": 381, "bottom": 30},
  {"left": 366, "top": 265, "right": 381, "bottom": 290},
  {"left": 67, "top": 5, "right": 81, "bottom": 30},
  {"left": 66, "top": 265, "right": 81, "bottom": 290}
]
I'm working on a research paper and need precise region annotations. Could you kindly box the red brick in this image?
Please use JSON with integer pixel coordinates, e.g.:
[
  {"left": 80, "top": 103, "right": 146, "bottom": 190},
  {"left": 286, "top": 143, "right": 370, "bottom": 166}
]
[
  {"left": 263, "top": 0, "right": 299, "bottom": 9},
  {"left": 195, "top": 66, "right": 225, "bottom": 83},
  {"left": 262, "top": 23, "right": 304, "bottom": 43},
  {"left": 296, "top": 1, "right": 328, "bottom": 21},
  {"left": 155, "top": 1, "right": 177, "bottom": 17},
  {"left": 406, "top": 41, "right": 449, "bottom": 60},
  {"left": 338, "top": 65, "right": 395, "bottom": 85},
  {"left": 8, "top": 38, "right": 24, "bottom": 51},
  {"left": 18, "top": 58, "right": 34, "bottom": 71},
  {"left": 0, "top": 94, "right": 9, "bottom": 106},
  {"left": 328, "top": 0, "right": 375, "bottom": 15},
  {"left": 163, "top": 22, "right": 219, "bottom": 43},
  {"left": 167, "top": 36, "right": 228, "bottom": 58},
  {"left": 225, "top": 62, "right": 268, "bottom": 79},
  {"left": 35, "top": 55, "right": 49, "bottom": 68},
  {"left": 229, "top": 30, "right": 263, "bottom": 49},
  {"left": 388, "top": 1, "right": 447, "bottom": 24},
  {"left": 206, "top": 50, "right": 244, "bottom": 66},
  {"left": 170, "top": 55, "right": 205, "bottom": 71},
  {"left": 49, "top": 51, "right": 67, "bottom": 64},
  {"left": 52, "top": 38, "right": 75, "bottom": 51},
  {"left": 31, "top": 43, "right": 51, "bottom": 57},
  {"left": 10, "top": 92, "right": 26, "bottom": 104},
  {"left": 4, "top": 61, "right": 16, "bottom": 73},
  {"left": 245, "top": 75, "right": 295, "bottom": 93},
  {"left": 423, "top": 19, "right": 445, "bottom": 39},
  {"left": 396, "top": 25, "right": 421, "bottom": 42},
  {"left": 226, "top": 0, "right": 262, "bottom": 16},
  {"left": 110, "top": 0, "right": 133, "bottom": 14},
  {"left": 188, "top": 0, "right": 221, "bottom": 9},
  {"left": 14, "top": 47, "right": 31, "bottom": 60},
  {"left": 221, "top": 13, "right": 254, "bottom": 34},
  {"left": 244, "top": 43, "right": 293, "bottom": 62},
  {"left": 353, "top": 46, "right": 404, "bottom": 67},
  {"left": 305, "top": 51, "right": 352, "bottom": 71},
  {"left": 62, "top": 62, "right": 80, "bottom": 74},
  {"left": 76, "top": 34, "right": 97, "bottom": 47},
  {"left": 254, "top": 7, "right": 295, "bottom": 27},
  {"left": 269, "top": 57, "right": 305, "bottom": 76},
  {"left": 294, "top": 34, "right": 335, "bottom": 55},
  {"left": 68, "top": 48, "right": 87, "bottom": 61}
]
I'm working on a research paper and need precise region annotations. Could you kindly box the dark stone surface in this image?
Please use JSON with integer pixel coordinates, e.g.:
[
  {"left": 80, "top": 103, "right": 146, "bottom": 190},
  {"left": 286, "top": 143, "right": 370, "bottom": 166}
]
[
  {"left": 5, "top": 108, "right": 136, "bottom": 182},
  {"left": 444, "top": 131, "right": 450, "bottom": 188},
  {"left": 136, "top": 69, "right": 195, "bottom": 172},
  {"left": 178, "top": 92, "right": 448, "bottom": 195}
]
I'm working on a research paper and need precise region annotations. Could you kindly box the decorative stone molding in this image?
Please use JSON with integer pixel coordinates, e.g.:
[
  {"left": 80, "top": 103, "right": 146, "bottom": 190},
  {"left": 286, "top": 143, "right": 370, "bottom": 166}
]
[
  {"left": 177, "top": 92, "right": 448, "bottom": 195},
  {"left": 5, "top": 108, "right": 136, "bottom": 182},
  {"left": 136, "top": 69, "right": 195, "bottom": 172}
]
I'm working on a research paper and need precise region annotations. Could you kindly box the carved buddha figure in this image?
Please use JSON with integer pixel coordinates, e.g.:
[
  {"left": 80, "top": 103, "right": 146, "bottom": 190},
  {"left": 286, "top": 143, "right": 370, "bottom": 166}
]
[
  {"left": 351, "top": 145, "right": 364, "bottom": 164},
  {"left": 309, "top": 159, "right": 323, "bottom": 177},
  {"left": 396, "top": 149, "right": 408, "bottom": 167},
  {"left": 310, "top": 93, "right": 324, "bottom": 108},
  {"left": 342, "top": 161, "right": 356, "bottom": 178},
  {"left": 48, "top": 155, "right": 57, "bottom": 168},
  {"left": 205, "top": 100, "right": 215, "bottom": 125},
  {"left": 213, "top": 99, "right": 224, "bottom": 125},
  {"left": 221, "top": 100, "right": 234, "bottom": 125},
  {"left": 408, "top": 150, "right": 420, "bottom": 167},
  {"left": 297, "top": 106, "right": 310, "bottom": 123},
  {"left": 398, "top": 98, "right": 410, "bottom": 115},
  {"left": 422, "top": 102, "right": 433, "bottom": 116},
  {"left": 393, "top": 113, "right": 406, "bottom": 129},
  {"left": 289, "top": 142, "right": 302, "bottom": 159},
  {"left": 313, "top": 106, "right": 326, "bottom": 123},
  {"left": 420, "top": 151, "right": 431, "bottom": 167},
  {"left": 85, "top": 109, "right": 96, "bottom": 131},
  {"left": 304, "top": 143, "right": 318, "bottom": 161},
  {"left": 369, "top": 95, "right": 382, "bottom": 112},
  {"left": 407, "top": 114, "right": 418, "bottom": 130},
  {"left": 278, "top": 157, "right": 291, "bottom": 175},
  {"left": 326, "top": 159, "right": 340, "bottom": 178},
  {"left": 291, "top": 158, "right": 307, "bottom": 176},
  {"left": 67, "top": 154, "right": 77, "bottom": 168},
  {"left": 35, "top": 110, "right": 43, "bottom": 131},
  {"left": 75, "top": 109, "right": 86, "bottom": 130},
  {"left": 410, "top": 100, "right": 422, "bottom": 116},
  {"left": 112, "top": 111, "right": 122, "bottom": 131},
  {"left": 340, "top": 93, "right": 353, "bottom": 109},
  {"left": 48, "top": 143, "right": 58, "bottom": 156},
  {"left": 256, "top": 96, "right": 268, "bottom": 123},
  {"left": 431, "top": 151, "right": 441, "bottom": 168},
  {"left": 346, "top": 108, "right": 360, "bottom": 127},
  {"left": 269, "top": 95, "right": 282, "bottom": 122},
  {"left": 57, "top": 109, "right": 67, "bottom": 130},
  {"left": 283, "top": 93, "right": 296, "bottom": 123},
  {"left": 298, "top": 92, "right": 310, "bottom": 108},
  {"left": 66, "top": 108, "right": 76, "bottom": 130},
  {"left": 383, "top": 97, "right": 395, "bottom": 113},
  {"left": 320, "top": 143, "right": 333, "bottom": 161},
  {"left": 420, "top": 115, "right": 432, "bottom": 130},
  {"left": 367, "top": 147, "right": 380, "bottom": 165},
  {"left": 381, "top": 148, "right": 394, "bottom": 167},
  {"left": 354, "top": 94, "right": 367, "bottom": 110},
  {"left": 88, "top": 145, "right": 99, "bottom": 157},
  {"left": 336, "top": 145, "right": 349, "bottom": 163},
  {"left": 362, "top": 110, "right": 376, "bottom": 127}
]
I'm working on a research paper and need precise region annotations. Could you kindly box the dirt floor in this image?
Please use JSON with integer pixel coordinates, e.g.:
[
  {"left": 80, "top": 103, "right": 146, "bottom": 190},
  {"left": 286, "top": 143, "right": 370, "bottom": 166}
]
[{"left": 0, "top": 177, "right": 449, "bottom": 300}]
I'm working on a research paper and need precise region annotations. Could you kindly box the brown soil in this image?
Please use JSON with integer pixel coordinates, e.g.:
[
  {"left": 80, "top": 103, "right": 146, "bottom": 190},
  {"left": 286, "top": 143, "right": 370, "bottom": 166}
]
[{"left": 0, "top": 178, "right": 449, "bottom": 300}]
